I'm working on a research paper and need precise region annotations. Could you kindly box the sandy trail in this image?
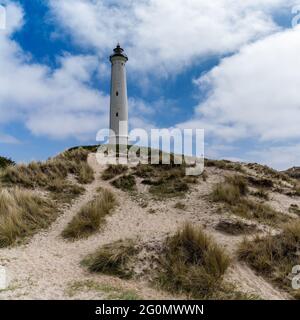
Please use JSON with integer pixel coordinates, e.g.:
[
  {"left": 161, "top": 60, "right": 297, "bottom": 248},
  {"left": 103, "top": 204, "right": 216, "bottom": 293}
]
[{"left": 0, "top": 155, "right": 290, "bottom": 300}]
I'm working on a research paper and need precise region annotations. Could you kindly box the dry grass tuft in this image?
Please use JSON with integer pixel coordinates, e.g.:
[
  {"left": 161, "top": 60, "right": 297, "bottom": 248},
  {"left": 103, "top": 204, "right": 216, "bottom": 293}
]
[
  {"left": 101, "top": 164, "right": 128, "bottom": 181},
  {"left": 0, "top": 188, "right": 57, "bottom": 247},
  {"left": 211, "top": 175, "right": 289, "bottom": 226},
  {"left": 62, "top": 189, "right": 116, "bottom": 240},
  {"left": 238, "top": 221, "right": 300, "bottom": 299},
  {"left": 157, "top": 223, "right": 230, "bottom": 299},
  {"left": 1, "top": 148, "right": 93, "bottom": 203},
  {"left": 111, "top": 174, "right": 136, "bottom": 191},
  {"left": 82, "top": 239, "right": 137, "bottom": 279}
]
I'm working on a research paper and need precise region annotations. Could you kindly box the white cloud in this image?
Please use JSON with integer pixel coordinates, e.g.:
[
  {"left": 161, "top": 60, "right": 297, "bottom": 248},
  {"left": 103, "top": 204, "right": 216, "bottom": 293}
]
[
  {"left": 48, "top": 0, "right": 295, "bottom": 74},
  {"left": 180, "top": 26, "right": 300, "bottom": 143},
  {"left": 0, "top": 2, "right": 110, "bottom": 140},
  {"left": 176, "top": 25, "right": 300, "bottom": 169}
]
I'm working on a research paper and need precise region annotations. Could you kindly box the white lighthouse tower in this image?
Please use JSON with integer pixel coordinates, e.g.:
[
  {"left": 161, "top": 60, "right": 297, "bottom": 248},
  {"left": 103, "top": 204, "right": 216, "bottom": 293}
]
[{"left": 109, "top": 44, "right": 129, "bottom": 146}]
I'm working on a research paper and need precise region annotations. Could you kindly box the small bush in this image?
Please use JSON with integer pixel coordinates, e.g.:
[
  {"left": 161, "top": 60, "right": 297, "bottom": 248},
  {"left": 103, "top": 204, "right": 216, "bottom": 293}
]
[
  {"left": 157, "top": 224, "right": 230, "bottom": 298},
  {"left": 102, "top": 165, "right": 128, "bottom": 181},
  {"left": 77, "top": 162, "right": 94, "bottom": 184},
  {"left": 247, "top": 176, "right": 273, "bottom": 189},
  {"left": 211, "top": 183, "right": 241, "bottom": 205},
  {"left": 238, "top": 221, "right": 300, "bottom": 299},
  {"left": 205, "top": 159, "right": 244, "bottom": 172},
  {"left": 62, "top": 189, "right": 116, "bottom": 240},
  {"left": 0, "top": 188, "right": 57, "bottom": 247},
  {"left": 83, "top": 239, "right": 137, "bottom": 279},
  {"left": 111, "top": 175, "right": 136, "bottom": 191}
]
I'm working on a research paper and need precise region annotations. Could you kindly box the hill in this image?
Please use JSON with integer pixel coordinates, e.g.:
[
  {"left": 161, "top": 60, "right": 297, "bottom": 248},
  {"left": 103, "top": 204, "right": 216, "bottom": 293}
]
[{"left": 0, "top": 148, "right": 299, "bottom": 300}]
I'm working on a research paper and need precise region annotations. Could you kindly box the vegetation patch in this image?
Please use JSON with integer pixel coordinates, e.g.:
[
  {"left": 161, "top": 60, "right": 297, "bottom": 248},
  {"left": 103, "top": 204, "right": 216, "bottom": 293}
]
[
  {"left": 211, "top": 175, "right": 289, "bottom": 226},
  {"left": 0, "top": 156, "right": 15, "bottom": 169},
  {"left": 174, "top": 202, "right": 186, "bottom": 210},
  {"left": 205, "top": 159, "right": 244, "bottom": 172},
  {"left": 289, "top": 204, "right": 300, "bottom": 216},
  {"left": 102, "top": 164, "right": 128, "bottom": 181},
  {"left": 0, "top": 188, "right": 57, "bottom": 248},
  {"left": 238, "top": 221, "right": 300, "bottom": 299},
  {"left": 83, "top": 239, "right": 138, "bottom": 279},
  {"left": 1, "top": 148, "right": 93, "bottom": 202},
  {"left": 62, "top": 189, "right": 116, "bottom": 240},
  {"left": 215, "top": 219, "right": 257, "bottom": 236},
  {"left": 111, "top": 174, "right": 136, "bottom": 191},
  {"left": 156, "top": 223, "right": 230, "bottom": 299},
  {"left": 251, "top": 189, "right": 269, "bottom": 200},
  {"left": 66, "top": 280, "right": 141, "bottom": 300}
]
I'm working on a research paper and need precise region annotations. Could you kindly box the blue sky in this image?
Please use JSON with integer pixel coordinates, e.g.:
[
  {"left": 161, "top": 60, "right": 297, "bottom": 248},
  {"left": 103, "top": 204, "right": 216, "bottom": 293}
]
[{"left": 0, "top": 0, "right": 300, "bottom": 169}]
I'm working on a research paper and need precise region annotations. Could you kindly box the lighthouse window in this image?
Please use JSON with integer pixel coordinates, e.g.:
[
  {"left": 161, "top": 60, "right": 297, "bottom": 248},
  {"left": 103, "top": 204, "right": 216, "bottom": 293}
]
[
  {"left": 116, "top": 112, "right": 119, "bottom": 117},
  {"left": 116, "top": 91, "right": 119, "bottom": 96}
]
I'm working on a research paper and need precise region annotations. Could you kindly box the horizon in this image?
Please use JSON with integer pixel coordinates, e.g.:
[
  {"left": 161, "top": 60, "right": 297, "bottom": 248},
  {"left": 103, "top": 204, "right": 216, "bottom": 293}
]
[{"left": 1, "top": 1, "right": 300, "bottom": 170}]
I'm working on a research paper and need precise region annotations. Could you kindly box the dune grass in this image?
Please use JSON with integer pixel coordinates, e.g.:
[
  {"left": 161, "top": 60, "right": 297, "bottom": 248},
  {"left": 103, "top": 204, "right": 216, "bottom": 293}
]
[
  {"left": 157, "top": 223, "right": 230, "bottom": 299},
  {"left": 238, "top": 221, "right": 300, "bottom": 299},
  {"left": 62, "top": 189, "right": 116, "bottom": 240},
  {"left": 101, "top": 164, "right": 128, "bottom": 181},
  {"left": 111, "top": 174, "right": 136, "bottom": 191},
  {"left": 1, "top": 148, "right": 93, "bottom": 203},
  {"left": 82, "top": 239, "right": 137, "bottom": 279},
  {"left": 0, "top": 188, "right": 57, "bottom": 248},
  {"left": 0, "top": 156, "right": 15, "bottom": 169},
  {"left": 211, "top": 175, "right": 289, "bottom": 226}
]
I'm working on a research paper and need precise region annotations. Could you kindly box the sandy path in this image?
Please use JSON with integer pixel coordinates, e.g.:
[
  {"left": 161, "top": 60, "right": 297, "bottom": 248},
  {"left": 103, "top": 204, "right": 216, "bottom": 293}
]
[{"left": 0, "top": 155, "right": 290, "bottom": 300}]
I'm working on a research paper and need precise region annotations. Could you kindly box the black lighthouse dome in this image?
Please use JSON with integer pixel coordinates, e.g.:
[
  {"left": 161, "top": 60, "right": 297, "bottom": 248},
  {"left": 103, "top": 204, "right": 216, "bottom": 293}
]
[{"left": 110, "top": 43, "right": 128, "bottom": 62}]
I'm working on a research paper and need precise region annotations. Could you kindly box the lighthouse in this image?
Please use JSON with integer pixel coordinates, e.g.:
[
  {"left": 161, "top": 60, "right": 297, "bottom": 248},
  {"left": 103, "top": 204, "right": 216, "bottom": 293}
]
[{"left": 109, "top": 44, "right": 129, "bottom": 146}]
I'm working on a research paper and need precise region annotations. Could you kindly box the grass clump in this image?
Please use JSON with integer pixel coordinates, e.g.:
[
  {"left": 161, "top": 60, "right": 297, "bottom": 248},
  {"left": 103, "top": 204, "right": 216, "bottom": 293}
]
[
  {"left": 211, "top": 175, "right": 289, "bottom": 226},
  {"left": 0, "top": 156, "right": 15, "bottom": 169},
  {"left": 289, "top": 204, "right": 300, "bottom": 216},
  {"left": 174, "top": 202, "right": 186, "bottom": 210},
  {"left": 0, "top": 188, "right": 57, "bottom": 247},
  {"left": 205, "top": 159, "right": 245, "bottom": 172},
  {"left": 1, "top": 148, "right": 93, "bottom": 203},
  {"left": 101, "top": 164, "right": 128, "bottom": 181},
  {"left": 66, "top": 280, "right": 141, "bottom": 300},
  {"left": 157, "top": 223, "right": 230, "bottom": 299},
  {"left": 111, "top": 174, "right": 136, "bottom": 191},
  {"left": 62, "top": 189, "right": 116, "bottom": 240},
  {"left": 83, "top": 239, "right": 138, "bottom": 279},
  {"left": 238, "top": 221, "right": 300, "bottom": 299}
]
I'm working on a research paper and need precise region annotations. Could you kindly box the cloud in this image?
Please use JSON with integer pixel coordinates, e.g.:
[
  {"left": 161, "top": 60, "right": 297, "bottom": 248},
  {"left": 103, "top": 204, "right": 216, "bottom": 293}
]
[
  {"left": 48, "top": 0, "right": 295, "bottom": 74},
  {"left": 180, "top": 26, "right": 300, "bottom": 142},
  {"left": 0, "top": 133, "right": 19, "bottom": 144},
  {"left": 0, "top": 1, "right": 110, "bottom": 140},
  {"left": 176, "top": 25, "right": 300, "bottom": 169}
]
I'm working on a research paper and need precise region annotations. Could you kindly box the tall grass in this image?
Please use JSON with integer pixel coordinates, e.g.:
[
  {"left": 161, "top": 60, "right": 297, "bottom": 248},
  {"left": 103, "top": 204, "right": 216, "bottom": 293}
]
[
  {"left": 101, "top": 164, "right": 128, "bottom": 181},
  {"left": 82, "top": 239, "right": 137, "bottom": 279},
  {"left": 62, "top": 189, "right": 116, "bottom": 240},
  {"left": 157, "top": 224, "right": 230, "bottom": 298},
  {"left": 211, "top": 175, "right": 289, "bottom": 226},
  {"left": 0, "top": 188, "right": 57, "bottom": 247},
  {"left": 238, "top": 221, "right": 300, "bottom": 299},
  {"left": 1, "top": 148, "right": 93, "bottom": 202}
]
